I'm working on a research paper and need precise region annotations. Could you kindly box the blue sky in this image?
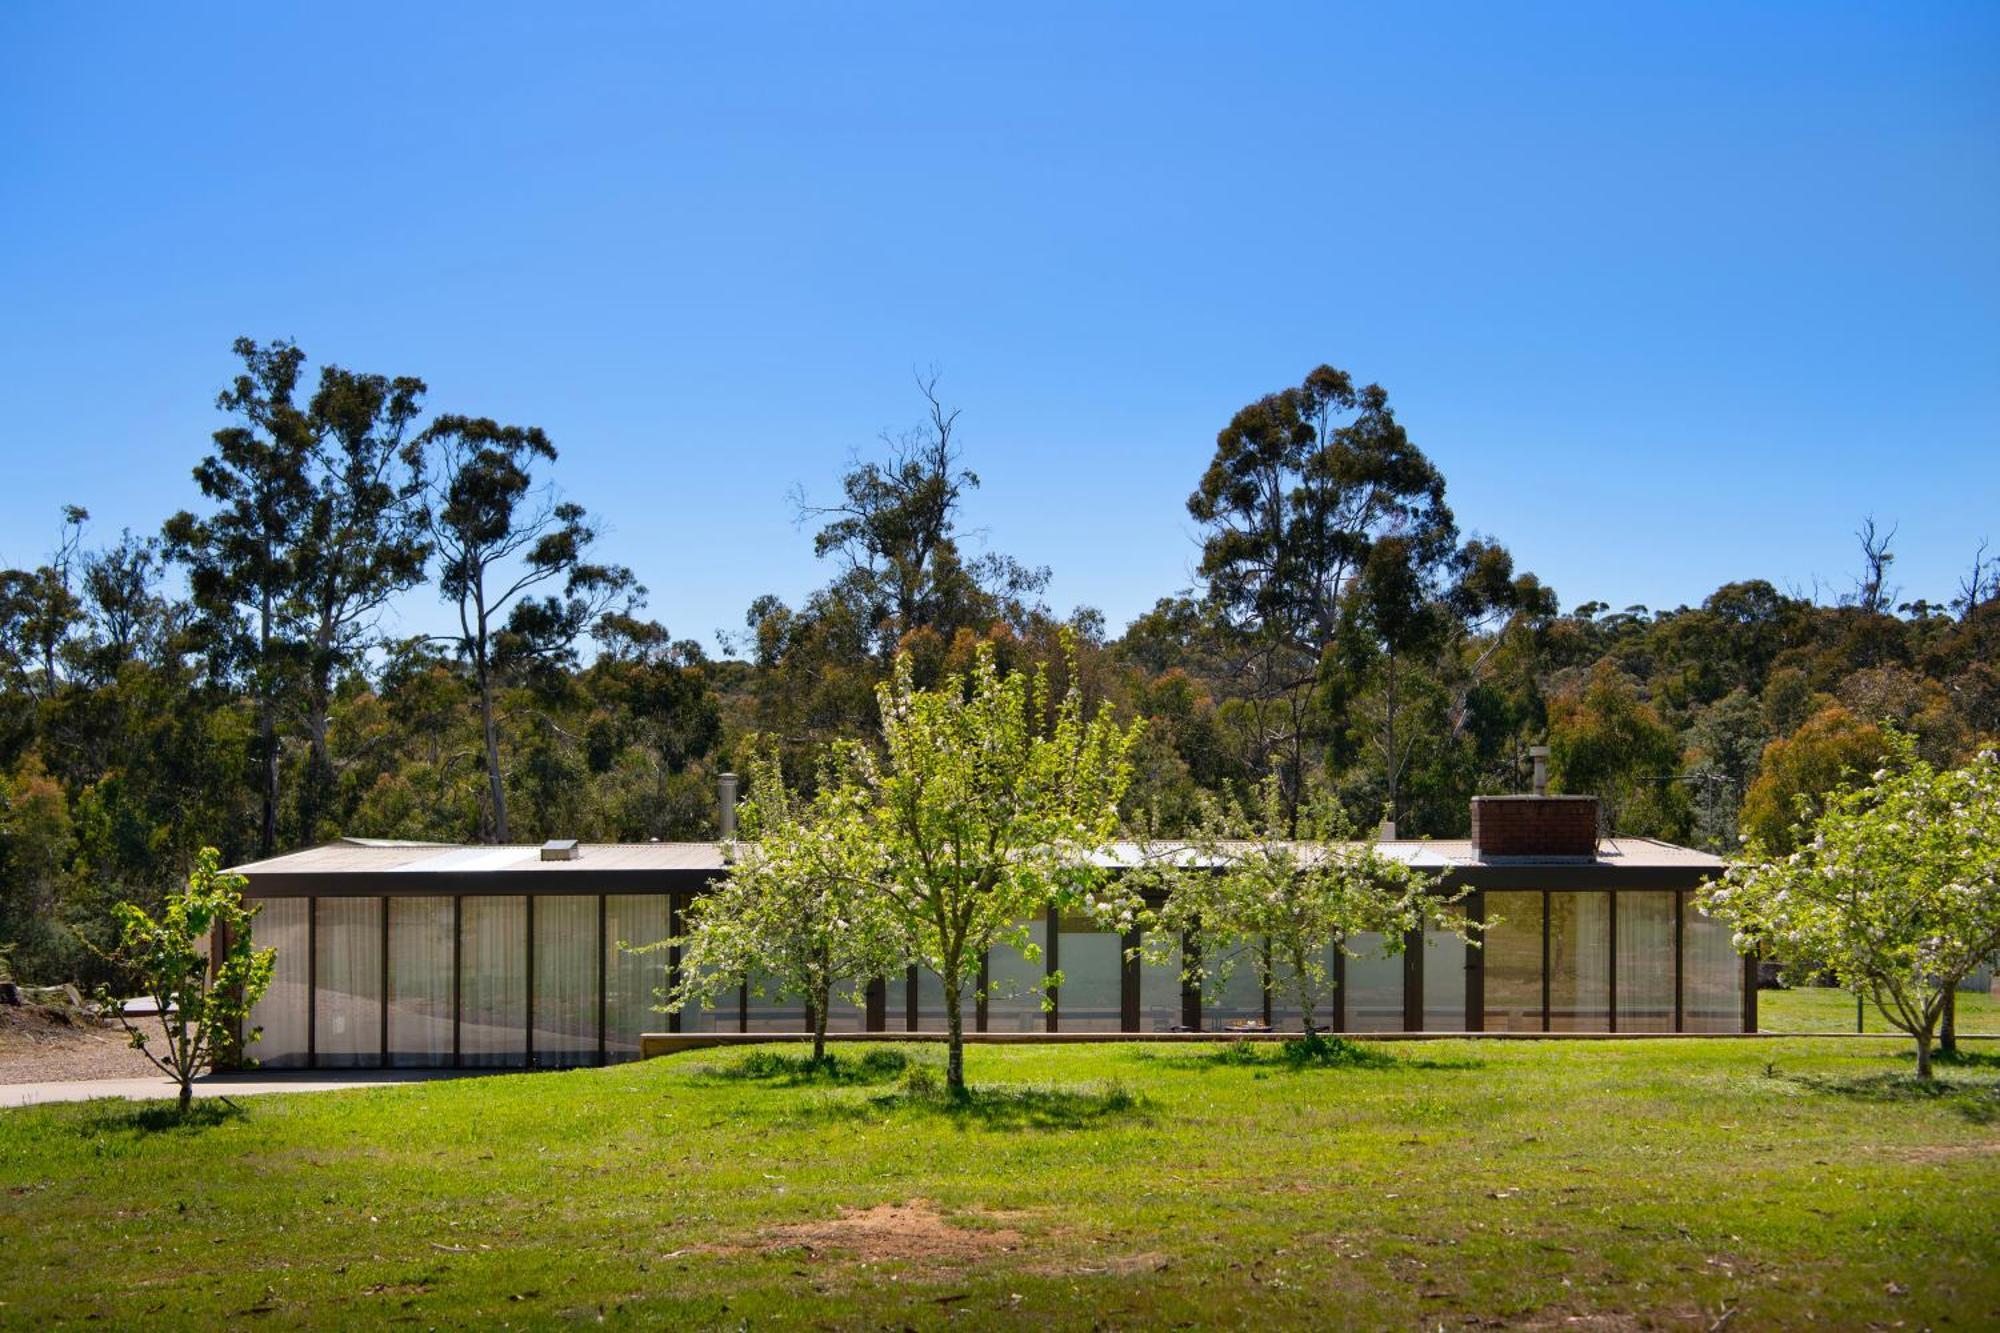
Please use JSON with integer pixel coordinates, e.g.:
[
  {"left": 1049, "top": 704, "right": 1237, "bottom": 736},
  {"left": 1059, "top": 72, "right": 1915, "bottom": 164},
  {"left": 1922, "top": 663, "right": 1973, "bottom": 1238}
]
[{"left": 2, "top": 4, "right": 1995, "bottom": 652}]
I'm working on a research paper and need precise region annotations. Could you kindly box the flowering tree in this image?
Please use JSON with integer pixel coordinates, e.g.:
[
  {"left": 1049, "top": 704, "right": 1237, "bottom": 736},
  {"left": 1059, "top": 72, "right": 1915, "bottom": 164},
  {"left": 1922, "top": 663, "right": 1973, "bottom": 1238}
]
[
  {"left": 1142, "top": 778, "right": 1472, "bottom": 1034},
  {"left": 872, "top": 638, "right": 1141, "bottom": 1093},
  {"left": 648, "top": 744, "right": 903, "bottom": 1065},
  {"left": 100, "top": 848, "right": 275, "bottom": 1112},
  {"left": 1701, "top": 740, "right": 2000, "bottom": 1079}
]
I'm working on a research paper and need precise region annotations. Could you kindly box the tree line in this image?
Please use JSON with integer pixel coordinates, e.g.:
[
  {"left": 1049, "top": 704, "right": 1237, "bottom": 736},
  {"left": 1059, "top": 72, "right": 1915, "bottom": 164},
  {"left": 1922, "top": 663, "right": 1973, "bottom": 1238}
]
[{"left": 2, "top": 344, "right": 1994, "bottom": 987}]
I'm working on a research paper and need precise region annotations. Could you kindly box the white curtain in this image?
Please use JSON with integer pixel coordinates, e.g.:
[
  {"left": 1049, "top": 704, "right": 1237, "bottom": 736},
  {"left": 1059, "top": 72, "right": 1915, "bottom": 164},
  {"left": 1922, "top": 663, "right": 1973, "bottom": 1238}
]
[
  {"left": 1683, "top": 898, "right": 1743, "bottom": 1032},
  {"left": 314, "top": 898, "right": 383, "bottom": 1067},
  {"left": 533, "top": 896, "right": 600, "bottom": 1066},
  {"left": 605, "top": 895, "right": 670, "bottom": 1057},
  {"left": 1548, "top": 893, "right": 1611, "bottom": 1032},
  {"left": 460, "top": 896, "right": 527, "bottom": 1067},
  {"left": 1616, "top": 892, "right": 1676, "bottom": 1032},
  {"left": 387, "top": 897, "right": 453, "bottom": 1066},
  {"left": 247, "top": 898, "right": 309, "bottom": 1068}
]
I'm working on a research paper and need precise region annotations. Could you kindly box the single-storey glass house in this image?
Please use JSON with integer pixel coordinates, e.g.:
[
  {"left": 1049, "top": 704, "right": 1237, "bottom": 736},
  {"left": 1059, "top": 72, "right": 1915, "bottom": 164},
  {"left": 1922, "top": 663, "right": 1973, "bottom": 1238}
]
[{"left": 227, "top": 794, "right": 1753, "bottom": 1069}]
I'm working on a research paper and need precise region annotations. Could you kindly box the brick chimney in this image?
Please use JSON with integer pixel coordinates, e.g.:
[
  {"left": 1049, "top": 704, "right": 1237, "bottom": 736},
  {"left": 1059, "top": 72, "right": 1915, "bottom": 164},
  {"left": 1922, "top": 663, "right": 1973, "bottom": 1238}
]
[{"left": 1470, "top": 795, "right": 1599, "bottom": 859}]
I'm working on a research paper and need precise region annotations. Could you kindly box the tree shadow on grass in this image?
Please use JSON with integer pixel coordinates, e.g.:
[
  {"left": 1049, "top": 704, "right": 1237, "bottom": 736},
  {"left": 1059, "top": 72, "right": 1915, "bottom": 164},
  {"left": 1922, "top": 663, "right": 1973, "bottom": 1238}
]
[
  {"left": 1770, "top": 1067, "right": 1999, "bottom": 1126},
  {"left": 75, "top": 1098, "right": 248, "bottom": 1136},
  {"left": 875, "top": 1076, "right": 1151, "bottom": 1130},
  {"left": 786, "top": 1067, "right": 1152, "bottom": 1131},
  {"left": 691, "top": 1047, "right": 919, "bottom": 1088},
  {"left": 1132, "top": 1037, "right": 1484, "bottom": 1075}
]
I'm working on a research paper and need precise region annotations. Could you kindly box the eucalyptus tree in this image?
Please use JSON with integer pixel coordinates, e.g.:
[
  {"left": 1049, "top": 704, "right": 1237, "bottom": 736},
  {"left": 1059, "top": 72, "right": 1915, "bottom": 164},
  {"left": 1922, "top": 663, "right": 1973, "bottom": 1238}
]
[
  {"left": 1702, "top": 738, "right": 2000, "bottom": 1079},
  {"left": 870, "top": 638, "right": 1141, "bottom": 1093},
  {"left": 1141, "top": 776, "right": 1471, "bottom": 1034},
  {"left": 164, "top": 340, "right": 319, "bottom": 856},
  {"left": 293, "top": 365, "right": 430, "bottom": 839},
  {"left": 409, "top": 414, "right": 639, "bottom": 842},
  {"left": 651, "top": 744, "right": 902, "bottom": 1064},
  {"left": 1186, "top": 366, "right": 1460, "bottom": 820}
]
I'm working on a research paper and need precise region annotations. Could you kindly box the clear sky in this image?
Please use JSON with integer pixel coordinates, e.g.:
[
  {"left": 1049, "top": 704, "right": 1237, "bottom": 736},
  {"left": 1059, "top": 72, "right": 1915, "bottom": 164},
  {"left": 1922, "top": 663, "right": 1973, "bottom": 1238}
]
[{"left": 3, "top": 4, "right": 1995, "bottom": 652}]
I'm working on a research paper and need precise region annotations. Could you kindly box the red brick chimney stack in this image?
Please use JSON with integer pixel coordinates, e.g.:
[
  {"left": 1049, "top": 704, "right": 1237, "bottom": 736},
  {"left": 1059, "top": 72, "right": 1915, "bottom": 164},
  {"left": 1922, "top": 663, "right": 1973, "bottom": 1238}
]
[{"left": 1469, "top": 795, "right": 1599, "bottom": 859}]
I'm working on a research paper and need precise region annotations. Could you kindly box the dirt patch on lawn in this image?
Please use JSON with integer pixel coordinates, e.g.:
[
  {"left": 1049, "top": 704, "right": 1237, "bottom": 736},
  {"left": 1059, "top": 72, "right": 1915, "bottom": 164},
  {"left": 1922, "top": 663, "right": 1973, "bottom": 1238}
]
[
  {"left": 759, "top": 1200, "right": 1025, "bottom": 1266},
  {"left": 0, "top": 1002, "right": 162, "bottom": 1084}
]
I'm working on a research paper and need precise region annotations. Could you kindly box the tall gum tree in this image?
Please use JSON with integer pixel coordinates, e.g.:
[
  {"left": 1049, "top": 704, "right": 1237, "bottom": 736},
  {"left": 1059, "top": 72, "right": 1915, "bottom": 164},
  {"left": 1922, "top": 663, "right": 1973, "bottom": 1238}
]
[{"left": 409, "top": 415, "right": 639, "bottom": 843}]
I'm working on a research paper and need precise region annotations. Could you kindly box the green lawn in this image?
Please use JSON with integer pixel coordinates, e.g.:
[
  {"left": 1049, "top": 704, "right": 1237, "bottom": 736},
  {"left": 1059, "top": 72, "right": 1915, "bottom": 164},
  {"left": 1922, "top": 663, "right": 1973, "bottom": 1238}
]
[
  {"left": 3, "top": 1039, "right": 1996, "bottom": 1329},
  {"left": 1760, "top": 984, "right": 2000, "bottom": 1033}
]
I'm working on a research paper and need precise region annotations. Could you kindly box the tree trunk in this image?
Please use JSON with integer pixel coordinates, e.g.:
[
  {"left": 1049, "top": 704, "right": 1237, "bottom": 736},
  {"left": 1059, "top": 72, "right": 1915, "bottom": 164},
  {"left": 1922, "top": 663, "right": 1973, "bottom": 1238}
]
[
  {"left": 944, "top": 975, "right": 965, "bottom": 1095},
  {"left": 301, "top": 686, "right": 332, "bottom": 845},
  {"left": 1941, "top": 989, "right": 1958, "bottom": 1057},
  {"left": 258, "top": 584, "right": 278, "bottom": 857},
  {"left": 1914, "top": 1027, "right": 1933, "bottom": 1081},
  {"left": 809, "top": 977, "right": 830, "bottom": 1066},
  {"left": 477, "top": 660, "right": 508, "bottom": 843},
  {"left": 179, "top": 1072, "right": 194, "bottom": 1114}
]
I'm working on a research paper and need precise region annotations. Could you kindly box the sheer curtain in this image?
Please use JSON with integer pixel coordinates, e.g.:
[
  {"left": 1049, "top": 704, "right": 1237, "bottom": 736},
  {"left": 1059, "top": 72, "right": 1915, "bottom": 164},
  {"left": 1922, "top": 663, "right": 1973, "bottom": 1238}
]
[
  {"left": 604, "top": 895, "right": 670, "bottom": 1058},
  {"left": 460, "top": 896, "right": 527, "bottom": 1067},
  {"left": 533, "top": 896, "right": 600, "bottom": 1065},
  {"left": 1616, "top": 892, "right": 1676, "bottom": 1032},
  {"left": 387, "top": 897, "right": 453, "bottom": 1066},
  {"left": 314, "top": 898, "right": 382, "bottom": 1068},
  {"left": 1683, "top": 898, "right": 1743, "bottom": 1032},
  {"left": 247, "top": 898, "right": 309, "bottom": 1068},
  {"left": 1482, "top": 892, "right": 1544, "bottom": 1031},
  {"left": 1548, "top": 892, "right": 1611, "bottom": 1032}
]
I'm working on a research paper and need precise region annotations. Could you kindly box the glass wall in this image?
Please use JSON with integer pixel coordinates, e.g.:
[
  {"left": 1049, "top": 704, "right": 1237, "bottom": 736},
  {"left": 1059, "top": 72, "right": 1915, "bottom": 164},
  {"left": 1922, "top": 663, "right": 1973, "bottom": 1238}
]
[
  {"left": 1616, "top": 892, "right": 1676, "bottom": 1032},
  {"left": 745, "top": 968, "right": 800, "bottom": 1031},
  {"left": 314, "top": 897, "right": 382, "bottom": 1068},
  {"left": 816, "top": 979, "right": 870, "bottom": 1033},
  {"left": 1547, "top": 892, "right": 1611, "bottom": 1032},
  {"left": 461, "top": 895, "right": 527, "bottom": 1066},
  {"left": 1343, "top": 932, "right": 1405, "bottom": 1032},
  {"left": 985, "top": 917, "right": 1049, "bottom": 1031},
  {"left": 387, "top": 897, "right": 453, "bottom": 1067},
  {"left": 605, "top": 895, "right": 670, "bottom": 1057},
  {"left": 533, "top": 896, "right": 600, "bottom": 1065},
  {"left": 1201, "top": 940, "right": 1267, "bottom": 1029},
  {"left": 910, "top": 965, "right": 947, "bottom": 1030},
  {"left": 1683, "top": 897, "right": 1743, "bottom": 1032},
  {"left": 1138, "top": 931, "right": 1185, "bottom": 1032},
  {"left": 1483, "top": 891, "right": 1544, "bottom": 1031},
  {"left": 248, "top": 897, "right": 309, "bottom": 1068},
  {"left": 1055, "top": 910, "right": 1122, "bottom": 1031},
  {"left": 1270, "top": 941, "right": 1338, "bottom": 1033},
  {"left": 1421, "top": 926, "right": 1468, "bottom": 1031}
]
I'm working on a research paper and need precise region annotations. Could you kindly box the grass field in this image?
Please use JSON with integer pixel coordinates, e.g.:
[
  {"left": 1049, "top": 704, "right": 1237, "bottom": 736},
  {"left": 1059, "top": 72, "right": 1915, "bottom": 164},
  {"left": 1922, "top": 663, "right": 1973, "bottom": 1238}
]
[
  {"left": 2, "top": 1038, "right": 1996, "bottom": 1329},
  {"left": 1759, "top": 983, "right": 2000, "bottom": 1034}
]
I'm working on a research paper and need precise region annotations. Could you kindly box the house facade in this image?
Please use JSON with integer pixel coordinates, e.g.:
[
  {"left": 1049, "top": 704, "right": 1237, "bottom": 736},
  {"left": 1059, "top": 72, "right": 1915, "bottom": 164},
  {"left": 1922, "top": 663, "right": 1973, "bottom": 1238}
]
[{"left": 226, "top": 794, "right": 1753, "bottom": 1070}]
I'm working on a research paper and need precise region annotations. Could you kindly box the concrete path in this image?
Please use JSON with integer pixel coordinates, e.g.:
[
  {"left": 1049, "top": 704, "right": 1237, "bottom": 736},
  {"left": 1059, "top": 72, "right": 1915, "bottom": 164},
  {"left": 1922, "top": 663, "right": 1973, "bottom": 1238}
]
[{"left": 2, "top": 1069, "right": 489, "bottom": 1109}]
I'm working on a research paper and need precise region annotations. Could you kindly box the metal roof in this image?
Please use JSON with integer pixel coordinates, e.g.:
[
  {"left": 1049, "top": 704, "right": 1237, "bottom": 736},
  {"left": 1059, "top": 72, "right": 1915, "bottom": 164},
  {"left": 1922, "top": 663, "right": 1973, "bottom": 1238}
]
[{"left": 230, "top": 833, "right": 1723, "bottom": 897}]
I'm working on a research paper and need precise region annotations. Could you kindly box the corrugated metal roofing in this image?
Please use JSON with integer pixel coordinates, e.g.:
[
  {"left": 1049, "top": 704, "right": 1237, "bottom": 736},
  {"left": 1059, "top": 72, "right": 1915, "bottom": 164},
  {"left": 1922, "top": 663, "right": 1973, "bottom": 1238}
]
[{"left": 233, "top": 834, "right": 1723, "bottom": 879}]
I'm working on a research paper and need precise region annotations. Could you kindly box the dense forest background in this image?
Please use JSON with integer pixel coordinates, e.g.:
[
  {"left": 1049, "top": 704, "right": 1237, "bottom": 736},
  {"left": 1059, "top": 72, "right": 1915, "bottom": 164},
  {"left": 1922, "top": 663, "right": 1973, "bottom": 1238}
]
[{"left": 3, "top": 342, "right": 1995, "bottom": 986}]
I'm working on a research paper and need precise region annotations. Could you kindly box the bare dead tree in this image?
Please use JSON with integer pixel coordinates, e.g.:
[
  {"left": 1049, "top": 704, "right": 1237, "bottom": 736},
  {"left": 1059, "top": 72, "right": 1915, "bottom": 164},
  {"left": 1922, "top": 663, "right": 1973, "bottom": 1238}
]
[
  {"left": 1956, "top": 538, "right": 1994, "bottom": 619},
  {"left": 1851, "top": 516, "right": 1899, "bottom": 615}
]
